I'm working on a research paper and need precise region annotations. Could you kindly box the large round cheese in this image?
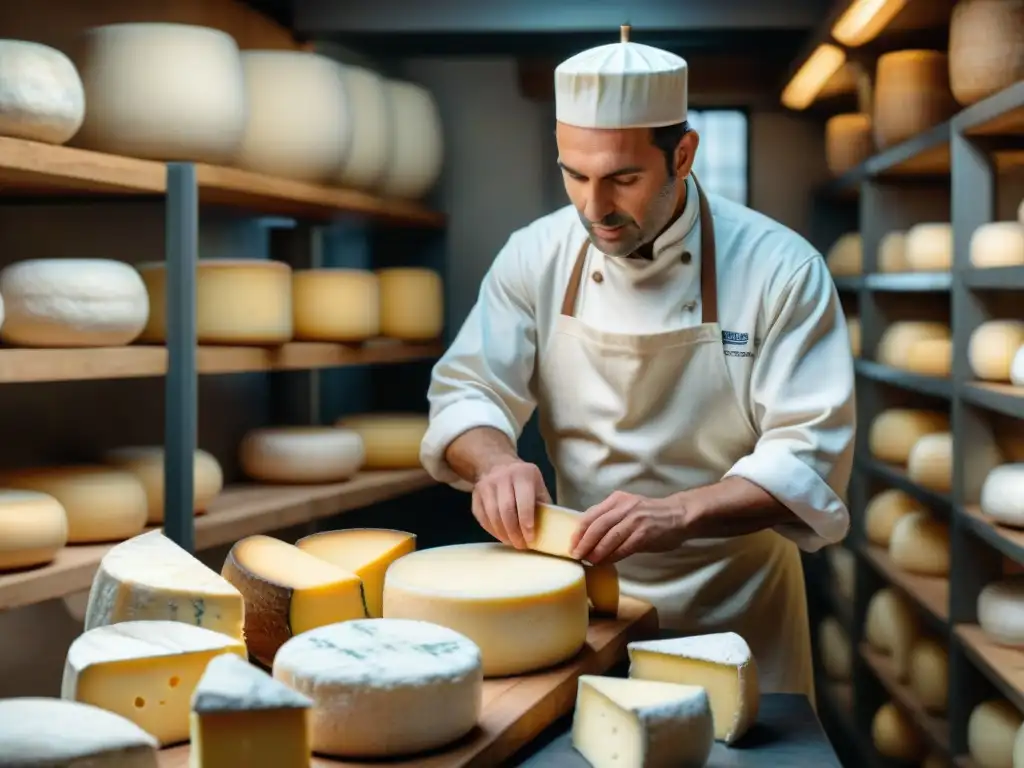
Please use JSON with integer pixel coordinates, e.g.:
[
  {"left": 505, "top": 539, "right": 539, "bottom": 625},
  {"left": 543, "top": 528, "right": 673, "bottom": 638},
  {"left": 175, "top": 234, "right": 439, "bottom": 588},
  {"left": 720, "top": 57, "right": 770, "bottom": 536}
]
[
  {"left": 968, "top": 699, "right": 1023, "bottom": 768},
  {"left": 868, "top": 409, "right": 949, "bottom": 464},
  {"left": 873, "top": 50, "right": 956, "bottom": 150},
  {"left": 239, "top": 427, "right": 365, "bottom": 484},
  {"left": 335, "top": 413, "right": 428, "bottom": 469},
  {"left": 0, "top": 40, "right": 85, "bottom": 145},
  {"left": 949, "top": 0, "right": 1024, "bottom": 107},
  {"left": 827, "top": 545, "right": 855, "bottom": 602},
  {"left": 0, "top": 490, "right": 67, "bottom": 572},
  {"left": 292, "top": 269, "right": 380, "bottom": 342},
  {"left": 273, "top": 618, "right": 482, "bottom": 757},
  {"left": 877, "top": 322, "right": 950, "bottom": 369},
  {"left": 102, "top": 446, "right": 223, "bottom": 524},
  {"left": 879, "top": 231, "right": 909, "bottom": 272},
  {"left": 383, "top": 542, "right": 589, "bottom": 676},
  {"left": 970, "top": 321, "right": 1024, "bottom": 381},
  {"left": 377, "top": 268, "right": 444, "bottom": 341},
  {"left": 825, "top": 113, "right": 873, "bottom": 176},
  {"left": 909, "top": 637, "right": 948, "bottom": 713},
  {"left": 335, "top": 65, "right": 390, "bottom": 190},
  {"left": 825, "top": 233, "right": 862, "bottom": 277},
  {"left": 905, "top": 223, "right": 954, "bottom": 271},
  {"left": 866, "top": 588, "right": 920, "bottom": 680},
  {"left": 0, "top": 259, "right": 149, "bottom": 347},
  {"left": 981, "top": 464, "right": 1024, "bottom": 528},
  {"left": 872, "top": 702, "right": 925, "bottom": 761},
  {"left": 971, "top": 221, "right": 1024, "bottom": 268},
  {"left": 847, "top": 316, "right": 861, "bottom": 357},
  {"left": 906, "top": 338, "right": 953, "bottom": 376},
  {"left": 0, "top": 466, "right": 147, "bottom": 543},
  {"left": 378, "top": 79, "right": 444, "bottom": 200},
  {"left": 72, "top": 23, "right": 246, "bottom": 163},
  {"left": 978, "top": 577, "right": 1024, "bottom": 646},
  {"left": 818, "top": 616, "right": 851, "bottom": 681},
  {"left": 889, "top": 512, "right": 950, "bottom": 576},
  {"left": 865, "top": 489, "right": 922, "bottom": 547},
  {"left": 137, "top": 259, "right": 292, "bottom": 345},
  {"left": 234, "top": 51, "right": 349, "bottom": 183},
  {"left": 907, "top": 432, "right": 952, "bottom": 492}
]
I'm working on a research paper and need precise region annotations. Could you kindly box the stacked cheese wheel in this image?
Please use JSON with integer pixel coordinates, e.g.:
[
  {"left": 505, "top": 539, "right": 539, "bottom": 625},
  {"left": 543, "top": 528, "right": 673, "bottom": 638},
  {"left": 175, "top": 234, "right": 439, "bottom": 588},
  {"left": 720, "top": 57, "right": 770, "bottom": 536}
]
[
  {"left": 873, "top": 50, "right": 957, "bottom": 150},
  {"left": 877, "top": 321, "right": 952, "bottom": 377},
  {"left": 869, "top": 408, "right": 958, "bottom": 497}
]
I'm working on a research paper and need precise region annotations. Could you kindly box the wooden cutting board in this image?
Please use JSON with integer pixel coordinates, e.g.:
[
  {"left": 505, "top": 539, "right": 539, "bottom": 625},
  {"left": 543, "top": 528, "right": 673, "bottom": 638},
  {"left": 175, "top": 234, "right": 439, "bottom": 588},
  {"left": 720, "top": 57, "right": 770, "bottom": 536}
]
[{"left": 158, "top": 596, "right": 658, "bottom": 768}]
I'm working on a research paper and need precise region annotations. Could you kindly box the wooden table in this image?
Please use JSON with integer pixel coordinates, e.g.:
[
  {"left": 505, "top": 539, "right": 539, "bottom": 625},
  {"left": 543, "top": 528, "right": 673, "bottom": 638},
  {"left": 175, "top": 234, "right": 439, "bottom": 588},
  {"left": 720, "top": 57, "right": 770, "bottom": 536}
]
[{"left": 158, "top": 596, "right": 659, "bottom": 768}]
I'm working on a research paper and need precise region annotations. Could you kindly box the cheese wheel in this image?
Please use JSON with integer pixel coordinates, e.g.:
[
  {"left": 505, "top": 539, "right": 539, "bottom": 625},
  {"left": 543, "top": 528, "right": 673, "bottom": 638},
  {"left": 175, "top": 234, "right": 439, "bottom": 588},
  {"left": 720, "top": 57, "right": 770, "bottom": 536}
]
[
  {"left": 825, "top": 233, "right": 862, "bottom": 277},
  {"left": 905, "top": 223, "right": 954, "bottom": 271},
  {"left": 868, "top": 409, "right": 949, "bottom": 464},
  {"left": 292, "top": 269, "right": 380, "bottom": 342},
  {"left": 866, "top": 588, "right": 920, "bottom": 680},
  {"left": 907, "top": 432, "right": 952, "bottom": 492},
  {"left": 137, "top": 259, "right": 292, "bottom": 345},
  {"left": 334, "top": 412, "right": 427, "bottom": 469},
  {"left": 846, "top": 316, "right": 861, "bottom": 357},
  {"left": 0, "top": 259, "right": 149, "bottom": 347},
  {"left": 378, "top": 79, "right": 444, "bottom": 200},
  {"left": 949, "top": 0, "right": 1024, "bottom": 107},
  {"left": 0, "top": 466, "right": 147, "bottom": 543},
  {"left": 239, "top": 427, "right": 365, "bottom": 484},
  {"left": 825, "top": 113, "right": 873, "bottom": 176},
  {"left": 877, "top": 322, "right": 950, "bottom": 368},
  {"left": 971, "top": 321, "right": 1024, "bottom": 381},
  {"left": 0, "top": 41, "right": 85, "bottom": 145},
  {"left": 978, "top": 577, "right": 1024, "bottom": 646},
  {"left": 273, "top": 618, "right": 482, "bottom": 758},
  {"left": 865, "top": 489, "right": 921, "bottom": 547},
  {"left": 382, "top": 542, "right": 589, "bottom": 677},
  {"left": 827, "top": 545, "right": 855, "bottom": 601},
  {"left": 909, "top": 637, "right": 948, "bottom": 713},
  {"left": 71, "top": 23, "right": 246, "bottom": 163},
  {"left": 968, "top": 699, "right": 1023, "bottom": 768},
  {"left": 0, "top": 490, "right": 67, "bottom": 572},
  {"left": 906, "top": 338, "right": 953, "bottom": 376},
  {"left": 981, "top": 464, "right": 1024, "bottom": 528},
  {"left": 889, "top": 511, "right": 950, "bottom": 576},
  {"left": 873, "top": 50, "right": 957, "bottom": 150},
  {"left": 335, "top": 65, "right": 390, "bottom": 190},
  {"left": 377, "top": 268, "right": 444, "bottom": 341},
  {"left": 102, "top": 446, "right": 223, "bottom": 524},
  {"left": 872, "top": 702, "right": 926, "bottom": 761},
  {"left": 818, "top": 616, "right": 851, "bottom": 681},
  {"left": 1011, "top": 345, "right": 1024, "bottom": 386},
  {"left": 971, "top": 221, "right": 1024, "bottom": 268},
  {"left": 879, "top": 231, "right": 910, "bottom": 273}
]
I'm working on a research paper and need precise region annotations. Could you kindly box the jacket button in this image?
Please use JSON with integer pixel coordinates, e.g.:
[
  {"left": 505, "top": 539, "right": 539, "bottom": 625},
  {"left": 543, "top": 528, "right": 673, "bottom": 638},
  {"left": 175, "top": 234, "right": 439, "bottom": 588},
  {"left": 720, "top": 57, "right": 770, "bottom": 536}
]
[
  {"left": 681, "top": 251, "right": 692, "bottom": 264},
  {"left": 592, "top": 270, "right": 604, "bottom": 283}
]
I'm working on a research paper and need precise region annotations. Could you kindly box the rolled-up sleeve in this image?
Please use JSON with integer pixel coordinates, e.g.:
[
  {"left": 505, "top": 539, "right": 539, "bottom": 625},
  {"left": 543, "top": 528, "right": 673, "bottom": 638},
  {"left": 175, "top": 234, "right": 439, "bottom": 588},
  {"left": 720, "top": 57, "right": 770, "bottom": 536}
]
[
  {"left": 420, "top": 232, "right": 539, "bottom": 490},
  {"left": 723, "top": 255, "right": 855, "bottom": 551}
]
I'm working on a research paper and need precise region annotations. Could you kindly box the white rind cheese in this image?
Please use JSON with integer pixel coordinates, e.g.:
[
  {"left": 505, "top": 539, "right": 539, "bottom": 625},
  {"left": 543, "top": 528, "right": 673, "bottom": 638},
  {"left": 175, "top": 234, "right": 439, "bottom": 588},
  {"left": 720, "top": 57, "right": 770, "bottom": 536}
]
[
  {"left": 1012, "top": 345, "right": 1024, "bottom": 387},
  {"left": 978, "top": 577, "right": 1024, "bottom": 647},
  {"left": 193, "top": 653, "right": 311, "bottom": 713},
  {"left": 378, "top": 79, "right": 444, "bottom": 200},
  {"left": 272, "top": 618, "right": 482, "bottom": 758},
  {"left": 971, "top": 221, "right": 1024, "bottom": 268},
  {"left": 336, "top": 65, "right": 390, "bottom": 190},
  {"left": 239, "top": 426, "right": 365, "bottom": 484},
  {"left": 981, "top": 464, "right": 1024, "bottom": 528},
  {"left": 968, "top": 699, "right": 1023, "bottom": 768},
  {"left": 0, "top": 40, "right": 85, "bottom": 145},
  {"left": 0, "top": 489, "right": 68, "bottom": 572}
]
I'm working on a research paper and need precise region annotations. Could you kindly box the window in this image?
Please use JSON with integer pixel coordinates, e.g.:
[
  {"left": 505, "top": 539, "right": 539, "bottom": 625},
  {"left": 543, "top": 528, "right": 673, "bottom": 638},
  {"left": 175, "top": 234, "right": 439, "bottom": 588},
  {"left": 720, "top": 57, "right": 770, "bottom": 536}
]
[{"left": 687, "top": 109, "right": 748, "bottom": 206}]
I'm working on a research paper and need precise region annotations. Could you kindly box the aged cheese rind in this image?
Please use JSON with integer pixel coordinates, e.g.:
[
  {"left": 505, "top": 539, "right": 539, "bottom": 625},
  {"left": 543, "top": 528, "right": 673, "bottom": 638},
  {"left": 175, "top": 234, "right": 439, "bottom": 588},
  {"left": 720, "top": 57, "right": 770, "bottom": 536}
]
[
  {"left": 292, "top": 268, "right": 380, "bottom": 342},
  {"left": 0, "top": 489, "right": 68, "bottom": 572},
  {"left": 0, "top": 40, "right": 85, "bottom": 145},
  {"left": 103, "top": 446, "right": 223, "bottom": 524},
  {"left": 978, "top": 576, "right": 1024, "bottom": 646},
  {"left": 982, "top": 464, "right": 1024, "bottom": 528},
  {"left": 239, "top": 426, "right": 365, "bottom": 484}
]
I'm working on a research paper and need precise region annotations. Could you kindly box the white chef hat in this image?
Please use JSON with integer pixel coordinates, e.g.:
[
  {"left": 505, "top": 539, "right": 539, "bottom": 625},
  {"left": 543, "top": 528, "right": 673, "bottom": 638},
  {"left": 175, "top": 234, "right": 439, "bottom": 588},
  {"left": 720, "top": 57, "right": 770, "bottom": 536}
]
[{"left": 555, "top": 25, "right": 688, "bottom": 129}]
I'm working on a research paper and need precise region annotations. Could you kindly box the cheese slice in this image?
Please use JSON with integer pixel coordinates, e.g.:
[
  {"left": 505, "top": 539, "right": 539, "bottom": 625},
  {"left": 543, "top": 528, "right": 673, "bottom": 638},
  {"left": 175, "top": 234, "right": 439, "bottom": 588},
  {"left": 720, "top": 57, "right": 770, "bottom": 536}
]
[
  {"left": 627, "top": 632, "right": 759, "bottom": 744},
  {"left": 0, "top": 696, "right": 158, "bottom": 767},
  {"left": 295, "top": 528, "right": 416, "bottom": 618},
  {"left": 865, "top": 588, "right": 920, "bottom": 680},
  {"left": 571, "top": 675, "right": 714, "bottom": 768},
  {"left": 84, "top": 530, "right": 244, "bottom": 641},
  {"left": 221, "top": 535, "right": 367, "bottom": 667},
  {"left": 191, "top": 653, "right": 312, "bottom": 768},
  {"left": 61, "top": 620, "right": 246, "bottom": 746}
]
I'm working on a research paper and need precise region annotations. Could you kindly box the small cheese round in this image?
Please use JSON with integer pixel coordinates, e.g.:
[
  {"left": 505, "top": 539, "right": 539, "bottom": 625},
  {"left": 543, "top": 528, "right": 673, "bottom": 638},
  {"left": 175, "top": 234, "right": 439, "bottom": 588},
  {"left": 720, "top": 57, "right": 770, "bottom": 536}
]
[
  {"left": 905, "top": 222, "right": 953, "bottom": 271},
  {"left": 871, "top": 701, "right": 925, "bottom": 761},
  {"left": 879, "top": 231, "right": 909, "bottom": 272},
  {"left": 377, "top": 268, "right": 444, "bottom": 341},
  {"left": 383, "top": 542, "right": 590, "bottom": 676},
  {"left": 825, "top": 113, "right": 873, "bottom": 176},
  {"left": 889, "top": 512, "right": 950, "bottom": 576},
  {"left": 847, "top": 316, "right": 861, "bottom": 357},
  {"left": 335, "top": 65, "right": 390, "bottom": 190},
  {"left": 239, "top": 427, "right": 365, "bottom": 484},
  {"left": 0, "top": 40, "right": 85, "bottom": 145},
  {"left": 273, "top": 618, "right": 482, "bottom": 758},
  {"left": 335, "top": 412, "right": 428, "bottom": 469},
  {"left": 981, "top": 464, "right": 1024, "bottom": 528},
  {"left": 978, "top": 577, "right": 1024, "bottom": 647},
  {"left": 905, "top": 338, "right": 953, "bottom": 377},
  {"left": 866, "top": 588, "right": 920, "bottom": 680},
  {"left": 968, "top": 699, "right": 1023, "bottom": 768},
  {"left": 0, "top": 259, "right": 149, "bottom": 347},
  {"left": 102, "top": 446, "right": 223, "bottom": 524},
  {"left": 378, "top": 79, "right": 444, "bottom": 200},
  {"left": 0, "top": 466, "right": 147, "bottom": 543},
  {"left": 971, "top": 221, "right": 1024, "bottom": 268},
  {"left": 907, "top": 432, "right": 952, "bottom": 493},
  {"left": 292, "top": 269, "right": 380, "bottom": 342},
  {"left": 0, "top": 490, "right": 68, "bottom": 572},
  {"left": 868, "top": 409, "right": 949, "bottom": 465},
  {"left": 970, "top": 320, "right": 1024, "bottom": 381},
  {"left": 877, "top": 322, "right": 950, "bottom": 369},
  {"left": 825, "top": 233, "right": 862, "bottom": 277},
  {"left": 909, "top": 637, "right": 948, "bottom": 713},
  {"left": 818, "top": 616, "right": 851, "bottom": 681},
  {"left": 865, "top": 489, "right": 921, "bottom": 547},
  {"left": 827, "top": 546, "right": 855, "bottom": 601},
  {"left": 1011, "top": 345, "right": 1024, "bottom": 387}
]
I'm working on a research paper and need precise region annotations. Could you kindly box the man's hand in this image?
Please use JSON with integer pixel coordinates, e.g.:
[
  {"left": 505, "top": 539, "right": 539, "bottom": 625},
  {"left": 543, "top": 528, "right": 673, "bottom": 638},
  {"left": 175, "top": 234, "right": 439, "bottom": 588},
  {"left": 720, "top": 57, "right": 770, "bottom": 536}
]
[
  {"left": 570, "top": 491, "right": 688, "bottom": 564},
  {"left": 472, "top": 459, "right": 551, "bottom": 550}
]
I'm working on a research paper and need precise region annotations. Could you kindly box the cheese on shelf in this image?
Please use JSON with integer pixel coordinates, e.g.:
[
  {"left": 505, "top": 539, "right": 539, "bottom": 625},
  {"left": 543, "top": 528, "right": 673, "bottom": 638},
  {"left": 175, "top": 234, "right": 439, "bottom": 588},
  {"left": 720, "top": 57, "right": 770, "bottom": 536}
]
[
  {"left": 825, "top": 113, "right": 873, "bottom": 177},
  {"left": 825, "top": 233, "right": 862, "bottom": 277},
  {"left": 907, "top": 432, "right": 952, "bottom": 492},
  {"left": 84, "top": 530, "right": 244, "bottom": 641},
  {"left": 978, "top": 577, "right": 1024, "bottom": 646},
  {"left": 905, "top": 223, "right": 954, "bottom": 271},
  {"left": 970, "top": 320, "right": 1024, "bottom": 381},
  {"left": 378, "top": 79, "right": 444, "bottom": 200},
  {"left": 61, "top": 621, "right": 246, "bottom": 746},
  {"left": 873, "top": 51, "right": 956, "bottom": 150},
  {"left": 865, "top": 489, "right": 922, "bottom": 547},
  {"left": 970, "top": 221, "right": 1024, "bottom": 268},
  {"left": 238, "top": 426, "right": 365, "bottom": 484},
  {"left": 866, "top": 588, "right": 920, "bottom": 680},
  {"left": 909, "top": 637, "right": 948, "bottom": 713},
  {"left": 847, "top": 316, "right": 861, "bottom": 357},
  {"left": 571, "top": 675, "right": 714, "bottom": 768},
  {"left": 827, "top": 545, "right": 855, "bottom": 601},
  {"left": 292, "top": 269, "right": 380, "bottom": 342},
  {"left": 0, "top": 41, "right": 85, "bottom": 145},
  {"left": 981, "top": 464, "right": 1024, "bottom": 528},
  {"left": 335, "top": 65, "right": 390, "bottom": 190},
  {"left": 906, "top": 338, "right": 953, "bottom": 377},
  {"left": 877, "top": 322, "right": 950, "bottom": 369},
  {"left": 103, "top": 446, "right": 223, "bottom": 524},
  {"left": 949, "top": 0, "right": 1024, "bottom": 106},
  {"left": 222, "top": 535, "right": 367, "bottom": 667},
  {"left": 383, "top": 542, "right": 589, "bottom": 677},
  {"left": 377, "top": 267, "right": 444, "bottom": 341},
  {"left": 889, "top": 512, "right": 950, "bottom": 576},
  {"left": 868, "top": 409, "right": 949, "bottom": 464},
  {"left": 1012, "top": 345, "right": 1024, "bottom": 387},
  {"left": 295, "top": 528, "right": 416, "bottom": 618},
  {"left": 272, "top": 618, "right": 482, "bottom": 758},
  {"left": 968, "top": 699, "right": 1023, "bottom": 768},
  {"left": 627, "top": 632, "right": 759, "bottom": 744},
  {"left": 818, "top": 616, "right": 851, "bottom": 682},
  {"left": 871, "top": 702, "right": 925, "bottom": 761},
  {"left": 191, "top": 653, "right": 312, "bottom": 768},
  {"left": 0, "top": 466, "right": 147, "bottom": 543},
  {"left": 335, "top": 412, "right": 428, "bottom": 469},
  {"left": 0, "top": 489, "right": 67, "bottom": 572},
  {"left": 878, "top": 231, "right": 909, "bottom": 272},
  {"left": 0, "top": 697, "right": 158, "bottom": 767},
  {"left": 137, "top": 259, "right": 293, "bottom": 345}
]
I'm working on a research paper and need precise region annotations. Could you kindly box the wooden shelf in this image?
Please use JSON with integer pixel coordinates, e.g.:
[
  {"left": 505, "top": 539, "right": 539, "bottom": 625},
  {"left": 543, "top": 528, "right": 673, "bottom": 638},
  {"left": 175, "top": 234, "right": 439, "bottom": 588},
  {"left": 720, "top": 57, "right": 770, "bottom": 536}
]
[
  {"left": 855, "top": 359, "right": 953, "bottom": 400},
  {"left": 961, "top": 382, "right": 1024, "bottom": 420},
  {"left": 867, "top": 121, "right": 951, "bottom": 178},
  {"left": 0, "top": 469, "right": 436, "bottom": 612},
  {"left": 960, "top": 505, "right": 1024, "bottom": 565},
  {"left": 956, "top": 624, "right": 1024, "bottom": 714},
  {"left": 861, "top": 544, "right": 949, "bottom": 625},
  {"left": 856, "top": 458, "right": 953, "bottom": 513}
]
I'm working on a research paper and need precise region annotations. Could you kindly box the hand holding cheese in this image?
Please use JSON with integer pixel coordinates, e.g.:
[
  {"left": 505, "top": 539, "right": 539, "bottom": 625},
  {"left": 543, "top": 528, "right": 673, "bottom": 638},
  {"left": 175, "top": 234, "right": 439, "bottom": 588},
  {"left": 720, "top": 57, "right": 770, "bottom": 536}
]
[{"left": 470, "top": 455, "right": 552, "bottom": 550}]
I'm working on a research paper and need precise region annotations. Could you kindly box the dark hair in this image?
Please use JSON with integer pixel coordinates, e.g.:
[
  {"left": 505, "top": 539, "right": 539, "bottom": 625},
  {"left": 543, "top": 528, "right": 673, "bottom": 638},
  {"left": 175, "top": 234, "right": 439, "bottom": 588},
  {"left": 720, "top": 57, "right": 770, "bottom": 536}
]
[{"left": 651, "top": 121, "right": 691, "bottom": 177}]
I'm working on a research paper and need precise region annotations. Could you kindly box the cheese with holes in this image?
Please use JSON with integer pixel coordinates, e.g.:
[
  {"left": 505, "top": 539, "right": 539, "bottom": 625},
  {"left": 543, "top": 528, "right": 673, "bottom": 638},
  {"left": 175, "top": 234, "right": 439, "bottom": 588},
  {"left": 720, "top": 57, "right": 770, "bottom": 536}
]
[
  {"left": 873, "top": 50, "right": 956, "bottom": 150},
  {"left": 877, "top": 322, "right": 950, "bottom": 369},
  {"left": 378, "top": 79, "right": 444, "bottom": 200},
  {"left": 868, "top": 409, "right": 949, "bottom": 464},
  {"left": 0, "top": 466, "right": 147, "bottom": 543},
  {"left": 377, "top": 268, "right": 444, "bottom": 341},
  {"left": 866, "top": 489, "right": 922, "bottom": 547},
  {"left": 0, "top": 41, "right": 85, "bottom": 145},
  {"left": 866, "top": 588, "right": 920, "bottom": 680},
  {"left": 907, "top": 432, "right": 952, "bottom": 492},
  {"left": 879, "top": 231, "right": 909, "bottom": 272},
  {"left": 950, "top": 0, "right": 1024, "bottom": 106},
  {"left": 825, "top": 113, "right": 872, "bottom": 176},
  {"left": 1012, "top": 346, "right": 1024, "bottom": 387},
  {"left": 847, "top": 316, "right": 861, "bottom": 357},
  {"left": 909, "top": 637, "right": 948, "bottom": 713},
  {"left": 239, "top": 427, "right": 365, "bottom": 484},
  {"left": 978, "top": 577, "right": 1024, "bottom": 646},
  {"left": 971, "top": 222, "right": 1024, "bottom": 268},
  {"left": 137, "top": 259, "right": 292, "bottom": 345},
  {"left": 0, "top": 489, "right": 67, "bottom": 572},
  {"left": 872, "top": 702, "right": 925, "bottom": 761},
  {"left": 827, "top": 545, "right": 855, "bottom": 601},
  {"left": 971, "top": 321, "right": 1024, "bottom": 381},
  {"left": 906, "top": 338, "right": 953, "bottom": 376},
  {"left": 84, "top": 530, "right": 244, "bottom": 640},
  {"left": 295, "top": 528, "right": 416, "bottom": 618},
  {"left": 335, "top": 412, "right": 428, "bottom": 469},
  {"left": 628, "top": 632, "right": 759, "bottom": 744},
  {"left": 336, "top": 65, "right": 390, "bottom": 189},
  {"left": 0, "top": 259, "right": 149, "bottom": 347},
  {"left": 890, "top": 512, "right": 950, "bottom": 576},
  {"left": 571, "top": 675, "right": 714, "bottom": 768},
  {"left": 819, "top": 616, "right": 851, "bottom": 682},
  {"left": 222, "top": 535, "right": 367, "bottom": 667},
  {"left": 0, "top": 697, "right": 158, "bottom": 767},
  {"left": 273, "top": 618, "right": 482, "bottom": 758},
  {"left": 191, "top": 653, "right": 312, "bottom": 768},
  {"left": 981, "top": 464, "right": 1024, "bottom": 528},
  {"left": 825, "top": 233, "right": 862, "bottom": 277},
  {"left": 293, "top": 269, "right": 380, "bottom": 342},
  {"left": 103, "top": 446, "right": 223, "bottom": 524},
  {"left": 968, "top": 700, "right": 1023, "bottom": 768},
  {"left": 905, "top": 222, "right": 954, "bottom": 271},
  {"left": 61, "top": 621, "right": 246, "bottom": 746},
  {"left": 383, "top": 542, "right": 588, "bottom": 676}
]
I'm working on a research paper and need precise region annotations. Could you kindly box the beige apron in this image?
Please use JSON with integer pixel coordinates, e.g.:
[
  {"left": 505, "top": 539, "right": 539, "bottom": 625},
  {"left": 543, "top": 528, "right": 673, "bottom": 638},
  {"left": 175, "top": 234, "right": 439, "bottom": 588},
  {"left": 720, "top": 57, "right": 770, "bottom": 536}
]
[{"left": 536, "top": 178, "right": 814, "bottom": 701}]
